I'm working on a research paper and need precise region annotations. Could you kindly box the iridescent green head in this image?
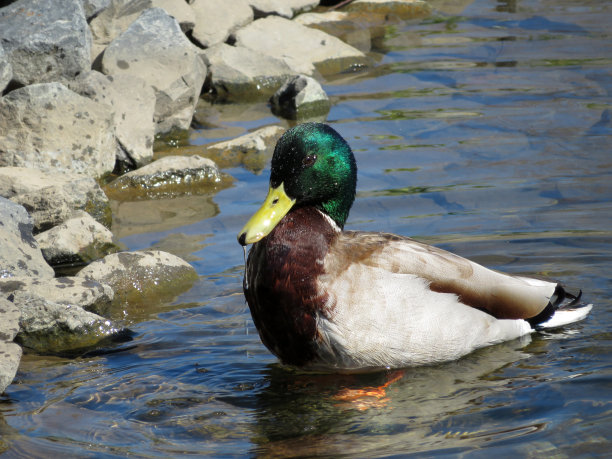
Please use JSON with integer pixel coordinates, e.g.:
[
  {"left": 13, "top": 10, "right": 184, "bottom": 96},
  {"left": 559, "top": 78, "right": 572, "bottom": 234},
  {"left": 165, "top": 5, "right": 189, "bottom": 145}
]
[{"left": 238, "top": 123, "right": 357, "bottom": 245}]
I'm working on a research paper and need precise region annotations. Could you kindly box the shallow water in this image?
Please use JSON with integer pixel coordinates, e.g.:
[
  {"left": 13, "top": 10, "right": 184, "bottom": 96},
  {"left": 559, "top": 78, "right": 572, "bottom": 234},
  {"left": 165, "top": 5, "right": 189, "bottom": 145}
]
[{"left": 2, "top": 0, "right": 612, "bottom": 457}]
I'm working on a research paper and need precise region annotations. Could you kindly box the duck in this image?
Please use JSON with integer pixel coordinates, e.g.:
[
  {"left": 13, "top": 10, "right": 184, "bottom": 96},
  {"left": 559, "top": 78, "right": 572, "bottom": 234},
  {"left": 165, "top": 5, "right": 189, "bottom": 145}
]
[{"left": 237, "top": 122, "right": 592, "bottom": 372}]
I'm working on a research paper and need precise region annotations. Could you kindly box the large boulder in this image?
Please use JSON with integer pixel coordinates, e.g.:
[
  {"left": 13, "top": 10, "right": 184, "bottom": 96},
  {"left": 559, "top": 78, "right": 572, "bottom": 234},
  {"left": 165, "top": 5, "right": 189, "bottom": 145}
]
[
  {"left": 76, "top": 251, "right": 198, "bottom": 307},
  {"left": 190, "top": 0, "right": 253, "bottom": 48},
  {"left": 0, "top": 44, "right": 12, "bottom": 93},
  {"left": 67, "top": 71, "right": 155, "bottom": 168},
  {"left": 0, "top": 276, "right": 114, "bottom": 317},
  {"left": 0, "top": 297, "right": 21, "bottom": 394},
  {"left": 247, "top": 0, "right": 318, "bottom": 19},
  {"left": 34, "top": 212, "right": 118, "bottom": 268},
  {"left": 0, "top": 167, "right": 112, "bottom": 232},
  {"left": 0, "top": 0, "right": 92, "bottom": 86},
  {"left": 152, "top": 0, "right": 196, "bottom": 33},
  {"left": 104, "top": 155, "right": 226, "bottom": 200},
  {"left": 0, "top": 198, "right": 54, "bottom": 279},
  {"left": 101, "top": 8, "right": 207, "bottom": 134},
  {"left": 233, "top": 16, "right": 369, "bottom": 76},
  {"left": 0, "top": 83, "right": 117, "bottom": 178},
  {"left": 203, "top": 43, "right": 293, "bottom": 102}
]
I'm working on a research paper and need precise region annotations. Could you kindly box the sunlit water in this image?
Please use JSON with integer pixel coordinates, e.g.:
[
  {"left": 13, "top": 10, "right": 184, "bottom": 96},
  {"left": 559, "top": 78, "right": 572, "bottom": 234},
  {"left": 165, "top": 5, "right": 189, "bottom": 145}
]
[{"left": 2, "top": 0, "right": 611, "bottom": 457}]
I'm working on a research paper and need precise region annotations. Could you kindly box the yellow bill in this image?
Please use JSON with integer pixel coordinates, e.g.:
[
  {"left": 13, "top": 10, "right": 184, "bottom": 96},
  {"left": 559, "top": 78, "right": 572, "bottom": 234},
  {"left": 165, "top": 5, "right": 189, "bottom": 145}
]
[{"left": 238, "top": 183, "right": 296, "bottom": 245}]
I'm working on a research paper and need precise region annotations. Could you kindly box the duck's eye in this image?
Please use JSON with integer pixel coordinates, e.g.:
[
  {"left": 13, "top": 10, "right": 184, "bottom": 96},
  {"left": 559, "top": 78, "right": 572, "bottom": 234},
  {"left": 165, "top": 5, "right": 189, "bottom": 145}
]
[{"left": 302, "top": 154, "right": 317, "bottom": 167}]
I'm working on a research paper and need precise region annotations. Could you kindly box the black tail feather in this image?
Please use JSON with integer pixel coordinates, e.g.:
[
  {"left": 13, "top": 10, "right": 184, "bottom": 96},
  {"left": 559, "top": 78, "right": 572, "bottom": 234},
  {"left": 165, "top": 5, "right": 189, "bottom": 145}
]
[{"left": 526, "top": 285, "right": 583, "bottom": 329}]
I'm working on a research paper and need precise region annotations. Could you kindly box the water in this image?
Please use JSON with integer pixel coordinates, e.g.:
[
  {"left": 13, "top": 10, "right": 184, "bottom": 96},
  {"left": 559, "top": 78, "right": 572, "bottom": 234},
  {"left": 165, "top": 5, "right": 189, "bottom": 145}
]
[{"left": 2, "top": 0, "right": 611, "bottom": 456}]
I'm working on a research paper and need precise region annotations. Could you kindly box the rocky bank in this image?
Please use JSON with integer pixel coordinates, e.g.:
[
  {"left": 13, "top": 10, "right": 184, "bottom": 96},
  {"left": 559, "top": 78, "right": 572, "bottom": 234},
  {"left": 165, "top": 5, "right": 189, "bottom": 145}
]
[{"left": 0, "top": 0, "right": 431, "bottom": 393}]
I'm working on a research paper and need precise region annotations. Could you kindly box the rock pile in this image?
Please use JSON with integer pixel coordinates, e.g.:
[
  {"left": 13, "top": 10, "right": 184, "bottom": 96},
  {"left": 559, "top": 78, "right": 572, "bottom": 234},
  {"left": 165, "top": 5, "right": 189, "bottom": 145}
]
[{"left": 0, "top": 0, "right": 431, "bottom": 393}]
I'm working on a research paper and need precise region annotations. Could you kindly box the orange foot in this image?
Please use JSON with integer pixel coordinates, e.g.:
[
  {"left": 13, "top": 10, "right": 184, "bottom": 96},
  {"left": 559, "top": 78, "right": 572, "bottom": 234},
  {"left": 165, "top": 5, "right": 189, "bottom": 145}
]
[{"left": 332, "top": 370, "right": 405, "bottom": 411}]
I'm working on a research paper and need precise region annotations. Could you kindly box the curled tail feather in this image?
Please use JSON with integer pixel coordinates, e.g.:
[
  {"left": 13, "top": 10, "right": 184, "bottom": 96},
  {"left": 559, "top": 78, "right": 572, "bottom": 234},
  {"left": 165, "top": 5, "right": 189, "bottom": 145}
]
[{"left": 527, "top": 285, "right": 591, "bottom": 330}]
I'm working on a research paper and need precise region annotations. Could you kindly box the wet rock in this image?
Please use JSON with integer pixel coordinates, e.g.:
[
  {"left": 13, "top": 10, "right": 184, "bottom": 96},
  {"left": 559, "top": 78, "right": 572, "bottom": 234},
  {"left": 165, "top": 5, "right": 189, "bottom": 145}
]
[
  {"left": 152, "top": 0, "right": 196, "bottom": 33},
  {"left": 270, "top": 74, "right": 331, "bottom": 120},
  {"left": 190, "top": 0, "right": 253, "bottom": 48},
  {"left": 35, "top": 212, "right": 119, "bottom": 268},
  {"left": 0, "top": 276, "right": 114, "bottom": 317},
  {"left": 101, "top": 8, "right": 207, "bottom": 134},
  {"left": 0, "top": 197, "right": 54, "bottom": 279},
  {"left": 76, "top": 250, "right": 198, "bottom": 307},
  {"left": 203, "top": 43, "right": 293, "bottom": 102},
  {"left": 0, "top": 167, "right": 112, "bottom": 233},
  {"left": 234, "top": 16, "right": 369, "bottom": 76},
  {"left": 9, "top": 291, "right": 125, "bottom": 355},
  {"left": 68, "top": 71, "right": 155, "bottom": 168},
  {"left": 248, "top": 0, "right": 318, "bottom": 19},
  {"left": 0, "top": 297, "right": 21, "bottom": 394},
  {"left": 344, "top": 0, "right": 431, "bottom": 20},
  {"left": 0, "top": 45, "right": 12, "bottom": 93},
  {"left": 0, "top": 0, "right": 92, "bottom": 87},
  {"left": 105, "top": 155, "right": 226, "bottom": 200},
  {"left": 203, "top": 125, "right": 285, "bottom": 172},
  {"left": 0, "top": 83, "right": 117, "bottom": 178}
]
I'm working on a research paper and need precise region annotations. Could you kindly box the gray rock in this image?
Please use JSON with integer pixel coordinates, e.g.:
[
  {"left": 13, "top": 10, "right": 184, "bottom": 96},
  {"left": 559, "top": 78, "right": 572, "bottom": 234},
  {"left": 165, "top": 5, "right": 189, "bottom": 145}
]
[
  {"left": 10, "top": 291, "right": 124, "bottom": 355},
  {"left": 0, "top": 0, "right": 92, "bottom": 86},
  {"left": 0, "top": 44, "right": 12, "bottom": 94},
  {"left": 81, "top": 0, "right": 112, "bottom": 19},
  {"left": 203, "top": 43, "right": 293, "bottom": 102},
  {"left": 101, "top": 8, "right": 207, "bottom": 134},
  {"left": 294, "top": 11, "right": 373, "bottom": 53},
  {"left": 0, "top": 167, "right": 112, "bottom": 233},
  {"left": 152, "top": 0, "right": 196, "bottom": 33},
  {"left": 0, "top": 276, "right": 114, "bottom": 317},
  {"left": 190, "top": 0, "right": 253, "bottom": 48},
  {"left": 270, "top": 74, "right": 331, "bottom": 120},
  {"left": 89, "top": 0, "right": 152, "bottom": 61},
  {"left": 248, "top": 0, "right": 318, "bottom": 19},
  {"left": 35, "top": 212, "right": 119, "bottom": 268},
  {"left": 0, "top": 197, "right": 54, "bottom": 279},
  {"left": 68, "top": 71, "right": 155, "bottom": 168},
  {"left": 0, "top": 83, "right": 117, "bottom": 178},
  {"left": 76, "top": 250, "right": 198, "bottom": 306},
  {"left": 234, "top": 16, "right": 369, "bottom": 76},
  {"left": 0, "top": 298, "right": 21, "bottom": 392},
  {"left": 204, "top": 125, "right": 285, "bottom": 172},
  {"left": 104, "top": 155, "right": 225, "bottom": 199}
]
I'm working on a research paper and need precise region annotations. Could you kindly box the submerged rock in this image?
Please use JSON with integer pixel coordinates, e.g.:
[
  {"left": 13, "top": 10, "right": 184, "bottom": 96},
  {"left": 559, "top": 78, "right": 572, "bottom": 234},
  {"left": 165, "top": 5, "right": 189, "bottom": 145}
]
[
  {"left": 35, "top": 212, "right": 119, "bottom": 268},
  {"left": 0, "top": 0, "right": 92, "bottom": 86},
  {"left": 344, "top": 0, "right": 431, "bottom": 19},
  {"left": 234, "top": 16, "right": 369, "bottom": 76},
  {"left": 203, "top": 125, "right": 285, "bottom": 172},
  {"left": 0, "top": 167, "right": 112, "bottom": 233},
  {"left": 190, "top": 0, "right": 253, "bottom": 48},
  {"left": 270, "top": 75, "right": 331, "bottom": 120},
  {"left": 203, "top": 43, "right": 293, "bottom": 102},
  {"left": 76, "top": 250, "right": 198, "bottom": 307},
  {"left": 105, "top": 155, "right": 227, "bottom": 200},
  {"left": 101, "top": 8, "right": 207, "bottom": 134},
  {"left": 10, "top": 291, "right": 125, "bottom": 356},
  {"left": 0, "top": 83, "right": 117, "bottom": 179},
  {"left": 248, "top": 0, "right": 318, "bottom": 19},
  {"left": 0, "top": 297, "right": 21, "bottom": 394},
  {"left": 0, "top": 198, "right": 54, "bottom": 279}
]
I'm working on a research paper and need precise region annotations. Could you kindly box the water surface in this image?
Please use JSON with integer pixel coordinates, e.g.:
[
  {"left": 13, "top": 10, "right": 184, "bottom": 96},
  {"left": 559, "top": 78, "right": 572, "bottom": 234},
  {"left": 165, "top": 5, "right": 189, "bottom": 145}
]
[{"left": 2, "top": 0, "right": 611, "bottom": 457}]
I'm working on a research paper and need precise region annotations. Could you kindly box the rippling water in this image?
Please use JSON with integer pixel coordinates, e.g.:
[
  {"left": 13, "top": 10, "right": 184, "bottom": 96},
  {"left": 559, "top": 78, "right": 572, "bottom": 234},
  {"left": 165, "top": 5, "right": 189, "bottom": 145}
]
[{"left": 2, "top": 0, "right": 611, "bottom": 457}]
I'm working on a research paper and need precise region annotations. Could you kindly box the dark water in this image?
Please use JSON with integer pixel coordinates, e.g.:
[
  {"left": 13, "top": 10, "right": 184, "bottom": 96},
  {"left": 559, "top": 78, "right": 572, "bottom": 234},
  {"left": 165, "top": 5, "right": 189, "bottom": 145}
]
[{"left": 2, "top": 0, "right": 611, "bottom": 457}]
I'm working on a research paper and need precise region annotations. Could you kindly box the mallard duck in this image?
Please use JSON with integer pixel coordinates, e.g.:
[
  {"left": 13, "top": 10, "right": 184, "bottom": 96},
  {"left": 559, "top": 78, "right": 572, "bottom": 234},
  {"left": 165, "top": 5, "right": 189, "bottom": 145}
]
[{"left": 237, "top": 123, "right": 592, "bottom": 372}]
